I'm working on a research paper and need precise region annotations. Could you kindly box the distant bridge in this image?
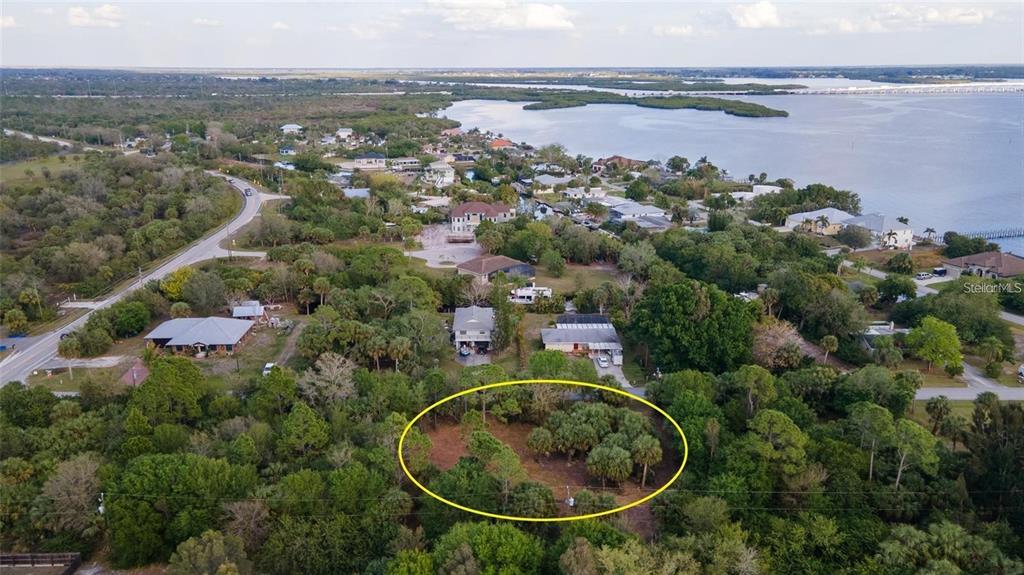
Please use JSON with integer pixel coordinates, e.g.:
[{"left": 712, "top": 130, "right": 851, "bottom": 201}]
[{"left": 964, "top": 228, "right": 1024, "bottom": 240}]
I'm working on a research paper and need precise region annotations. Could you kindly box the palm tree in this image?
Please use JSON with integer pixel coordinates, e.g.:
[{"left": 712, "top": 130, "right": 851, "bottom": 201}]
[
  {"left": 802, "top": 218, "right": 815, "bottom": 233},
  {"left": 977, "top": 336, "right": 1005, "bottom": 365},
  {"left": 924, "top": 227, "right": 937, "bottom": 241},
  {"left": 897, "top": 216, "right": 910, "bottom": 225},
  {"left": 821, "top": 335, "right": 838, "bottom": 362},
  {"left": 312, "top": 277, "right": 331, "bottom": 306},
  {"left": 815, "top": 215, "right": 830, "bottom": 234},
  {"left": 883, "top": 230, "right": 898, "bottom": 248}
]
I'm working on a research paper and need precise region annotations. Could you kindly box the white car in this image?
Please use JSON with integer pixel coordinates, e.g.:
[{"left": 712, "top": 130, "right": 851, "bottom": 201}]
[
  {"left": 915, "top": 272, "right": 933, "bottom": 280},
  {"left": 262, "top": 362, "right": 276, "bottom": 376},
  {"left": 597, "top": 355, "right": 610, "bottom": 368}
]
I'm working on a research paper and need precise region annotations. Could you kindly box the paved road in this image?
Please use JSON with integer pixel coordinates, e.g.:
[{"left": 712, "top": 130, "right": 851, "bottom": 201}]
[
  {"left": 2, "top": 128, "right": 102, "bottom": 151},
  {"left": 841, "top": 260, "right": 1024, "bottom": 400},
  {"left": 0, "top": 174, "right": 287, "bottom": 385}
]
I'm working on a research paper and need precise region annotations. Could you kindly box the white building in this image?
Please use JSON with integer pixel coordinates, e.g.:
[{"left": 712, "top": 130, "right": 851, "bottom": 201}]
[
  {"left": 280, "top": 124, "right": 303, "bottom": 135},
  {"left": 564, "top": 187, "right": 605, "bottom": 200},
  {"left": 450, "top": 202, "right": 516, "bottom": 234},
  {"left": 843, "top": 213, "right": 915, "bottom": 249},
  {"left": 783, "top": 208, "right": 856, "bottom": 234},
  {"left": 732, "top": 184, "right": 783, "bottom": 203},
  {"left": 425, "top": 161, "right": 456, "bottom": 188},
  {"left": 390, "top": 157, "right": 421, "bottom": 171},
  {"left": 541, "top": 314, "right": 623, "bottom": 365},
  {"left": 335, "top": 127, "right": 354, "bottom": 140},
  {"left": 353, "top": 152, "right": 386, "bottom": 171}
]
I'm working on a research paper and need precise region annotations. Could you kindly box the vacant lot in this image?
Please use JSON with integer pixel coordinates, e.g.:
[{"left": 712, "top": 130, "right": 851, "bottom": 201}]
[{"left": 422, "top": 410, "right": 682, "bottom": 519}]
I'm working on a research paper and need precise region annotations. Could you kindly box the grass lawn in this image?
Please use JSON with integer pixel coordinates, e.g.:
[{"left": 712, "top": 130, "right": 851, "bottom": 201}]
[
  {"left": 199, "top": 325, "right": 290, "bottom": 390},
  {"left": 840, "top": 268, "right": 882, "bottom": 287},
  {"left": 900, "top": 358, "right": 966, "bottom": 387},
  {"left": 0, "top": 155, "right": 87, "bottom": 186},
  {"left": 28, "top": 366, "right": 125, "bottom": 393},
  {"left": 855, "top": 246, "right": 944, "bottom": 273},
  {"left": 907, "top": 399, "right": 975, "bottom": 429},
  {"left": 964, "top": 355, "right": 1021, "bottom": 387},
  {"left": 536, "top": 263, "right": 618, "bottom": 293}
]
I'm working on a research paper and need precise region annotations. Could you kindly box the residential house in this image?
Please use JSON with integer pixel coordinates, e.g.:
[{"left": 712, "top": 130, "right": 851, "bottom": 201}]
[
  {"left": 783, "top": 208, "right": 856, "bottom": 235},
  {"left": 354, "top": 152, "right": 387, "bottom": 171},
  {"left": 453, "top": 306, "right": 494, "bottom": 352},
  {"left": 425, "top": 161, "right": 457, "bottom": 188},
  {"left": 843, "top": 213, "right": 915, "bottom": 249},
  {"left": 861, "top": 321, "right": 910, "bottom": 351},
  {"left": 144, "top": 317, "right": 255, "bottom": 355},
  {"left": 453, "top": 153, "right": 477, "bottom": 163},
  {"left": 319, "top": 134, "right": 338, "bottom": 146},
  {"left": 278, "top": 146, "right": 296, "bottom": 156},
  {"left": 335, "top": 127, "right": 354, "bottom": 140},
  {"left": 232, "top": 300, "right": 269, "bottom": 323},
  {"left": 390, "top": 157, "right": 421, "bottom": 171},
  {"left": 606, "top": 199, "right": 670, "bottom": 230},
  {"left": 593, "top": 155, "right": 646, "bottom": 174},
  {"left": 456, "top": 255, "right": 535, "bottom": 282},
  {"left": 533, "top": 174, "right": 574, "bottom": 194},
  {"left": 732, "top": 184, "right": 782, "bottom": 203},
  {"left": 489, "top": 138, "right": 515, "bottom": 151},
  {"left": 564, "top": 187, "right": 605, "bottom": 200},
  {"left": 541, "top": 314, "right": 623, "bottom": 365},
  {"left": 273, "top": 161, "right": 295, "bottom": 171},
  {"left": 280, "top": 124, "right": 304, "bottom": 135},
  {"left": 450, "top": 201, "right": 516, "bottom": 234},
  {"left": 942, "top": 251, "right": 1024, "bottom": 279}
]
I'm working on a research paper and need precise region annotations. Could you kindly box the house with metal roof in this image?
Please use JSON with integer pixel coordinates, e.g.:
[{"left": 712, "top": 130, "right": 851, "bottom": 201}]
[
  {"left": 144, "top": 317, "right": 255, "bottom": 355},
  {"left": 453, "top": 306, "right": 494, "bottom": 351},
  {"left": 232, "top": 301, "right": 268, "bottom": 323},
  {"left": 542, "top": 314, "right": 623, "bottom": 364}
]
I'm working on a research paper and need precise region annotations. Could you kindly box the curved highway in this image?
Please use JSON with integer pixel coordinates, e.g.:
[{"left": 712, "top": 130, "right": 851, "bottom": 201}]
[{"left": 0, "top": 174, "right": 288, "bottom": 385}]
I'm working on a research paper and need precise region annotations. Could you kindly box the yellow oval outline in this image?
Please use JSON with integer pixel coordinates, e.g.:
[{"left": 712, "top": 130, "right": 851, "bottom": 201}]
[{"left": 398, "top": 378, "right": 689, "bottom": 522}]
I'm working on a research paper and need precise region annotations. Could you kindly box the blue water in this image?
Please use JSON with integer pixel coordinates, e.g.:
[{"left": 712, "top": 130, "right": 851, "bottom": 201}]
[{"left": 442, "top": 93, "right": 1024, "bottom": 252}]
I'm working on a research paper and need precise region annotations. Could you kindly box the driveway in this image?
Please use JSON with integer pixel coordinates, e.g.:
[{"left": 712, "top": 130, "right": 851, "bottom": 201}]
[
  {"left": 406, "top": 224, "right": 483, "bottom": 268},
  {"left": 455, "top": 351, "right": 491, "bottom": 366}
]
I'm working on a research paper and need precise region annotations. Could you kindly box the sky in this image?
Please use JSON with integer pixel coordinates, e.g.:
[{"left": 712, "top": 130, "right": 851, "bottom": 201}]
[{"left": 1, "top": 1, "right": 1021, "bottom": 68}]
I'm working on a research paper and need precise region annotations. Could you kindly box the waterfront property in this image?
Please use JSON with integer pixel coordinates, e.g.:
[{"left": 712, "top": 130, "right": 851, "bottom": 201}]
[
  {"left": 784, "top": 208, "right": 856, "bottom": 235},
  {"left": 144, "top": 317, "right": 255, "bottom": 355},
  {"left": 844, "top": 213, "right": 915, "bottom": 249},
  {"left": 942, "top": 251, "right": 1024, "bottom": 279},
  {"left": 426, "top": 161, "right": 457, "bottom": 188}
]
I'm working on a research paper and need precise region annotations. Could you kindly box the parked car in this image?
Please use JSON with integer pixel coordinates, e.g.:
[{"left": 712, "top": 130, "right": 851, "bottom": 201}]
[
  {"left": 597, "top": 355, "right": 610, "bottom": 368},
  {"left": 458, "top": 346, "right": 471, "bottom": 357},
  {"left": 915, "top": 272, "right": 933, "bottom": 280},
  {"left": 244, "top": 188, "right": 254, "bottom": 196},
  {"left": 262, "top": 362, "right": 276, "bottom": 376}
]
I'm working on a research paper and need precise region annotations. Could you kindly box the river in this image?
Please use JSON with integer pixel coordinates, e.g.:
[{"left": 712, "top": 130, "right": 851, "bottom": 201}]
[{"left": 441, "top": 91, "right": 1024, "bottom": 252}]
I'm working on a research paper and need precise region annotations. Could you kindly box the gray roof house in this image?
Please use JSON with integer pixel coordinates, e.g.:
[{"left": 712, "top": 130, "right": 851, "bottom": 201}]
[
  {"left": 542, "top": 313, "right": 623, "bottom": 364},
  {"left": 145, "top": 317, "right": 255, "bottom": 354},
  {"left": 453, "top": 306, "right": 494, "bottom": 350}
]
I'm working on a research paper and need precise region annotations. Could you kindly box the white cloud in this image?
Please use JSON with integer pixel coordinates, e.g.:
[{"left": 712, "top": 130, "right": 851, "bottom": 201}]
[
  {"left": 653, "top": 24, "right": 694, "bottom": 37},
  {"left": 68, "top": 4, "right": 124, "bottom": 28},
  {"left": 806, "top": 4, "right": 994, "bottom": 35},
  {"left": 1, "top": 16, "right": 18, "bottom": 28},
  {"left": 730, "top": 1, "right": 781, "bottom": 29},
  {"left": 271, "top": 21, "right": 290, "bottom": 30},
  {"left": 426, "top": 0, "right": 575, "bottom": 31},
  {"left": 35, "top": 7, "right": 55, "bottom": 16},
  {"left": 192, "top": 18, "right": 221, "bottom": 27}
]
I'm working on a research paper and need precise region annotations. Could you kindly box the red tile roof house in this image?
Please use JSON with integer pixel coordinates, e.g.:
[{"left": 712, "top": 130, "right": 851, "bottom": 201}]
[
  {"left": 456, "top": 255, "right": 535, "bottom": 283},
  {"left": 942, "top": 251, "right": 1024, "bottom": 279},
  {"left": 450, "top": 201, "right": 516, "bottom": 234},
  {"left": 489, "top": 138, "right": 515, "bottom": 150}
]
